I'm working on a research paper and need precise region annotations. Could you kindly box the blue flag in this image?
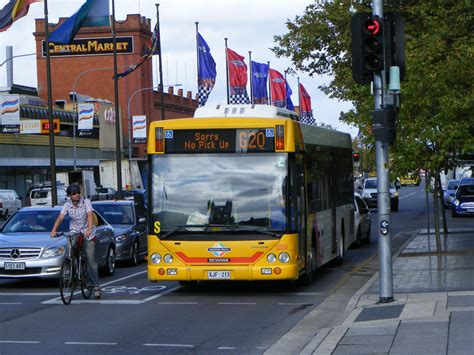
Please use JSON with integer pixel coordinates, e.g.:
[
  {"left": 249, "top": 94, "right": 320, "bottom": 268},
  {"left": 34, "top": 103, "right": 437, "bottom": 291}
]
[
  {"left": 49, "top": 0, "right": 109, "bottom": 45},
  {"left": 286, "top": 82, "right": 294, "bottom": 111},
  {"left": 197, "top": 32, "right": 216, "bottom": 107},
  {"left": 251, "top": 61, "right": 269, "bottom": 104}
]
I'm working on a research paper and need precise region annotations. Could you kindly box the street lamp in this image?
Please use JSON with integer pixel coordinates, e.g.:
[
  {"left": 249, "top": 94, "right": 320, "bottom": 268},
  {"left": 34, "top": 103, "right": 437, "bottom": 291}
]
[
  {"left": 70, "top": 65, "right": 128, "bottom": 170},
  {"left": 127, "top": 84, "right": 181, "bottom": 160}
]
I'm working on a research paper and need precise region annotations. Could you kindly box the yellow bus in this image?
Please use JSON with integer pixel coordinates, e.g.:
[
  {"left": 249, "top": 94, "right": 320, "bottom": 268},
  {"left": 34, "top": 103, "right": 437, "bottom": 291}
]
[{"left": 147, "top": 105, "right": 354, "bottom": 284}]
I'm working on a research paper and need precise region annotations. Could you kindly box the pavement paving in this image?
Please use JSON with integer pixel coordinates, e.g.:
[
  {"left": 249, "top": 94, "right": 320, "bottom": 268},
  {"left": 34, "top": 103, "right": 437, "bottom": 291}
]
[{"left": 272, "top": 227, "right": 474, "bottom": 354}]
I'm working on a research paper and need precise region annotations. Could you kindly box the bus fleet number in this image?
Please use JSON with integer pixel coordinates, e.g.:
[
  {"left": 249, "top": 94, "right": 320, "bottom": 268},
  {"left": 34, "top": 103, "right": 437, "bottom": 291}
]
[{"left": 239, "top": 131, "right": 266, "bottom": 150}]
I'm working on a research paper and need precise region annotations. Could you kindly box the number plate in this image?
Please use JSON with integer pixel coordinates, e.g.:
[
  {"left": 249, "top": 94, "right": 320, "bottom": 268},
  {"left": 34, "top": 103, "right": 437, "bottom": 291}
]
[
  {"left": 4, "top": 262, "right": 26, "bottom": 270},
  {"left": 467, "top": 208, "right": 474, "bottom": 213},
  {"left": 207, "top": 271, "right": 230, "bottom": 279}
]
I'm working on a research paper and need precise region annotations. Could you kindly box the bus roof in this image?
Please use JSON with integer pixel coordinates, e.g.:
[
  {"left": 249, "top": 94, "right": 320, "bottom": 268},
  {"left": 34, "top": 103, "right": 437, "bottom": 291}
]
[{"left": 194, "top": 104, "right": 299, "bottom": 121}]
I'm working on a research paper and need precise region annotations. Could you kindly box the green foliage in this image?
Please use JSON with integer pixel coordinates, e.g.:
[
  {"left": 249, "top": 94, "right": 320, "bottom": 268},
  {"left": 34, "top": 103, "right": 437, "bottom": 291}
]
[{"left": 273, "top": 1, "right": 474, "bottom": 177}]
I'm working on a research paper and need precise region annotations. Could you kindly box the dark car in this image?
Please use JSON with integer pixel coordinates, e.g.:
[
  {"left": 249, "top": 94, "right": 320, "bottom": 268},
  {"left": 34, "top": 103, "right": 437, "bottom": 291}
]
[
  {"left": 452, "top": 178, "right": 474, "bottom": 218},
  {"left": 91, "top": 200, "right": 147, "bottom": 265},
  {"left": 0, "top": 207, "right": 116, "bottom": 278}
]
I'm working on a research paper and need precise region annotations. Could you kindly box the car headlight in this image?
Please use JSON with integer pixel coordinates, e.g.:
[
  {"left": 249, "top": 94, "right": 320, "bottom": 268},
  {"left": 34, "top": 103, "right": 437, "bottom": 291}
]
[
  {"left": 278, "top": 252, "right": 290, "bottom": 263},
  {"left": 363, "top": 192, "right": 371, "bottom": 199},
  {"left": 150, "top": 253, "right": 162, "bottom": 264},
  {"left": 115, "top": 234, "right": 127, "bottom": 243},
  {"left": 453, "top": 199, "right": 460, "bottom": 206},
  {"left": 267, "top": 253, "right": 277, "bottom": 263},
  {"left": 41, "top": 246, "right": 65, "bottom": 258},
  {"left": 391, "top": 192, "right": 398, "bottom": 198},
  {"left": 164, "top": 254, "right": 173, "bottom": 264}
]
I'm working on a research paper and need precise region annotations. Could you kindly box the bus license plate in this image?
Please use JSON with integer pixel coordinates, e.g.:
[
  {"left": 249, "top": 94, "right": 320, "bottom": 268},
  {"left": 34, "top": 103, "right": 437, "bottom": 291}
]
[
  {"left": 208, "top": 271, "right": 230, "bottom": 280},
  {"left": 4, "top": 262, "right": 26, "bottom": 270}
]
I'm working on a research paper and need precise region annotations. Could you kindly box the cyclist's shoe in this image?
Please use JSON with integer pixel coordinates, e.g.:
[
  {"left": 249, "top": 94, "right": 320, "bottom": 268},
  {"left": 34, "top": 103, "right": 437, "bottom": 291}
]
[{"left": 94, "top": 287, "right": 101, "bottom": 299}]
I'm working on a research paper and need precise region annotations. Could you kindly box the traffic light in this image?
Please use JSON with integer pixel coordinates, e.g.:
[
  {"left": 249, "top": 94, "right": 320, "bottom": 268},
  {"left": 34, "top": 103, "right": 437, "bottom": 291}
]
[
  {"left": 351, "top": 13, "right": 389, "bottom": 84},
  {"left": 353, "top": 151, "right": 360, "bottom": 162}
]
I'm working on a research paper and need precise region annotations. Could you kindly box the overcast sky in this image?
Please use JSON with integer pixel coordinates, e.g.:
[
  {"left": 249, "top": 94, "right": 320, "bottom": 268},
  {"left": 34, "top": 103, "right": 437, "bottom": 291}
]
[{"left": 0, "top": 0, "right": 356, "bottom": 136}]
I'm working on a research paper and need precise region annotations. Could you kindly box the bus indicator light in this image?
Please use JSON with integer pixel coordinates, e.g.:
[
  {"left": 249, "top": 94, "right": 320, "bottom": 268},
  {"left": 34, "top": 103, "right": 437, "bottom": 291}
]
[
  {"left": 155, "top": 127, "right": 164, "bottom": 152},
  {"left": 275, "top": 125, "right": 284, "bottom": 150}
]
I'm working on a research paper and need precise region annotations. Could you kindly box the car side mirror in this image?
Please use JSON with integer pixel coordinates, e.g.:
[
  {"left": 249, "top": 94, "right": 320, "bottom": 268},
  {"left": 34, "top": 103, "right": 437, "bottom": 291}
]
[{"left": 138, "top": 217, "right": 146, "bottom": 224}]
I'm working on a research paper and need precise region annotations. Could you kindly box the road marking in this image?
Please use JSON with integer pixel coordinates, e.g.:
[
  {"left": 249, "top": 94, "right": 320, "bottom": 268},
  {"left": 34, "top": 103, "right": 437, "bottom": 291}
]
[
  {"left": 399, "top": 191, "right": 418, "bottom": 200},
  {"left": 143, "top": 343, "right": 194, "bottom": 348},
  {"left": 0, "top": 292, "right": 57, "bottom": 296},
  {"left": 218, "top": 302, "right": 256, "bottom": 305},
  {"left": 100, "top": 270, "right": 147, "bottom": 286},
  {"left": 0, "top": 302, "right": 22, "bottom": 305},
  {"left": 65, "top": 342, "right": 117, "bottom": 345},
  {"left": 218, "top": 346, "right": 237, "bottom": 349},
  {"left": 0, "top": 340, "right": 40, "bottom": 344}
]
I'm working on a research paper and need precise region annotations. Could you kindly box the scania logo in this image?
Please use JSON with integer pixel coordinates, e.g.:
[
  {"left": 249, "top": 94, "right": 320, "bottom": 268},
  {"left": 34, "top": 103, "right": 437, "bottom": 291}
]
[{"left": 10, "top": 249, "right": 21, "bottom": 259}]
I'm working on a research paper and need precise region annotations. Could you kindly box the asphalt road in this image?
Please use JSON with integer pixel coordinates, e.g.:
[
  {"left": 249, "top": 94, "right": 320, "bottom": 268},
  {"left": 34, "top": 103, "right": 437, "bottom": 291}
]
[{"left": 0, "top": 183, "right": 471, "bottom": 354}]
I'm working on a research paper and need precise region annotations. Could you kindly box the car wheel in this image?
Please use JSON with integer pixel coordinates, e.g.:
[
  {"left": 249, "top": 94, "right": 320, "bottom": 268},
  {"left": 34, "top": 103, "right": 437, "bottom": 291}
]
[
  {"left": 130, "top": 240, "right": 140, "bottom": 266},
  {"left": 105, "top": 247, "right": 116, "bottom": 275},
  {"left": 335, "top": 226, "right": 345, "bottom": 265},
  {"left": 299, "top": 246, "right": 316, "bottom": 285}
]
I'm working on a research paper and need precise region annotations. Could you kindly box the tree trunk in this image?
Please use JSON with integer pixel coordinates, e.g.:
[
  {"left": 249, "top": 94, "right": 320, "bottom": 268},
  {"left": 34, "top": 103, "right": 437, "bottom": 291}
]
[
  {"left": 438, "top": 172, "right": 449, "bottom": 234},
  {"left": 433, "top": 172, "right": 442, "bottom": 254}
]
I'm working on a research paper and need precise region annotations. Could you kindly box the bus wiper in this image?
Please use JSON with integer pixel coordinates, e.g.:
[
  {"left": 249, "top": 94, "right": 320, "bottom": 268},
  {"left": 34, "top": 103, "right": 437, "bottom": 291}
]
[
  {"left": 239, "top": 227, "right": 281, "bottom": 238},
  {"left": 161, "top": 224, "right": 240, "bottom": 238}
]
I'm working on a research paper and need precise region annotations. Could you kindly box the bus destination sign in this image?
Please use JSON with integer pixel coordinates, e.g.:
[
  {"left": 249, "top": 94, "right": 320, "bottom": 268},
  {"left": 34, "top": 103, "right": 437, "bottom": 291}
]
[{"left": 165, "top": 129, "right": 275, "bottom": 153}]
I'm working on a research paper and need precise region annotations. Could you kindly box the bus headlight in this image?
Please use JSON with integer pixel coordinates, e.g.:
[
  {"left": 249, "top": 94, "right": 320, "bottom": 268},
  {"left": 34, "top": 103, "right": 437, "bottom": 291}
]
[
  {"left": 164, "top": 254, "right": 173, "bottom": 264},
  {"left": 267, "top": 253, "right": 277, "bottom": 263},
  {"left": 278, "top": 252, "right": 290, "bottom": 263},
  {"left": 150, "top": 253, "right": 162, "bottom": 264}
]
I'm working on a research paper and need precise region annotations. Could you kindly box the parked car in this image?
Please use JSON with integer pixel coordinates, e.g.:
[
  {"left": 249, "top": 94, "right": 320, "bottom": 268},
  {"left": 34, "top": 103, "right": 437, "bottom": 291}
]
[
  {"left": 29, "top": 186, "right": 68, "bottom": 206},
  {"left": 443, "top": 179, "right": 460, "bottom": 208},
  {"left": 354, "top": 192, "right": 371, "bottom": 246},
  {"left": 359, "top": 177, "right": 399, "bottom": 212},
  {"left": 91, "top": 200, "right": 147, "bottom": 265},
  {"left": 0, "top": 207, "right": 116, "bottom": 278},
  {"left": 0, "top": 189, "right": 22, "bottom": 220},
  {"left": 452, "top": 178, "right": 474, "bottom": 218}
]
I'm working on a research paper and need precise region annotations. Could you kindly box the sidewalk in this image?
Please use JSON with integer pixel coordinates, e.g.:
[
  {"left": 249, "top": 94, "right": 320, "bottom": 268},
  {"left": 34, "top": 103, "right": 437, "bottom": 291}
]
[{"left": 304, "top": 228, "right": 474, "bottom": 355}]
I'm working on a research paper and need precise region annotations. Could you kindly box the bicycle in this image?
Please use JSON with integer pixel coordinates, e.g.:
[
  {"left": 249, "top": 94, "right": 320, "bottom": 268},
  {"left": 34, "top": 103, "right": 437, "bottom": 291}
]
[{"left": 58, "top": 231, "right": 93, "bottom": 305}]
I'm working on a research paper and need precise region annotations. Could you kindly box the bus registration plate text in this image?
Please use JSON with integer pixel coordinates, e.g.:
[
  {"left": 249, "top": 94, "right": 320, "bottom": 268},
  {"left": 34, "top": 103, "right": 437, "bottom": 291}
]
[{"left": 208, "top": 271, "right": 230, "bottom": 279}]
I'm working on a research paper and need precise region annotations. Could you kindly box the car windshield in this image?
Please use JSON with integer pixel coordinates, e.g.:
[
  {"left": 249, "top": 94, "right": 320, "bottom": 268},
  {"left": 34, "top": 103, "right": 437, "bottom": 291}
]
[
  {"left": 365, "top": 180, "right": 377, "bottom": 189},
  {"left": 31, "top": 190, "right": 49, "bottom": 199},
  {"left": 448, "top": 181, "right": 460, "bottom": 190},
  {"left": 457, "top": 185, "right": 474, "bottom": 197},
  {"left": 151, "top": 154, "right": 288, "bottom": 233},
  {"left": 2, "top": 211, "right": 70, "bottom": 233},
  {"left": 92, "top": 204, "right": 134, "bottom": 224}
]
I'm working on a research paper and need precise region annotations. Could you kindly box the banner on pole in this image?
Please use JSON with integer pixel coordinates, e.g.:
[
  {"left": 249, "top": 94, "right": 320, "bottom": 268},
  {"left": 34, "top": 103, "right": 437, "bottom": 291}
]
[
  {"left": 78, "top": 103, "right": 94, "bottom": 136},
  {"left": 0, "top": 94, "right": 20, "bottom": 133},
  {"left": 132, "top": 115, "right": 147, "bottom": 143}
]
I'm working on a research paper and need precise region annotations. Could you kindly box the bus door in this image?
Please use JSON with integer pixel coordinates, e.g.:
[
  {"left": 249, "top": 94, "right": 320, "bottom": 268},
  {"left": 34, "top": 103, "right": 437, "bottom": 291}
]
[{"left": 290, "top": 154, "right": 307, "bottom": 269}]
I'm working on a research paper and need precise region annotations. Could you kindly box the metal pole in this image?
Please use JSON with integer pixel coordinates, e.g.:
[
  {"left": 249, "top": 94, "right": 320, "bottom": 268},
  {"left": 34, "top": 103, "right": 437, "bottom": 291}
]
[
  {"left": 111, "top": 0, "right": 122, "bottom": 199},
  {"left": 6, "top": 46, "right": 13, "bottom": 87},
  {"left": 156, "top": 4, "right": 165, "bottom": 121},
  {"left": 43, "top": 0, "right": 57, "bottom": 206},
  {"left": 373, "top": 0, "right": 393, "bottom": 303}
]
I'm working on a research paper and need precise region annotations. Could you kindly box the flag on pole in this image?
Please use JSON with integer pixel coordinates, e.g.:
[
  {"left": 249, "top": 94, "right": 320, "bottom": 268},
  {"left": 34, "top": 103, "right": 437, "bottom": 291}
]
[
  {"left": 286, "top": 82, "right": 294, "bottom": 111},
  {"left": 269, "top": 69, "right": 286, "bottom": 108},
  {"left": 116, "top": 22, "right": 159, "bottom": 79},
  {"left": 0, "top": 0, "right": 42, "bottom": 33},
  {"left": 197, "top": 32, "right": 216, "bottom": 107},
  {"left": 251, "top": 61, "right": 269, "bottom": 104},
  {"left": 226, "top": 48, "right": 250, "bottom": 104},
  {"left": 299, "top": 83, "right": 315, "bottom": 124},
  {"left": 49, "top": 0, "right": 109, "bottom": 44}
]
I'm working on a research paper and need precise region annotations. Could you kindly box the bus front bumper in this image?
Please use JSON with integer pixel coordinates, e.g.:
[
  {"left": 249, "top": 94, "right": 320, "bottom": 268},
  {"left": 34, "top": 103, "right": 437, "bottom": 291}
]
[{"left": 148, "top": 264, "right": 300, "bottom": 282}]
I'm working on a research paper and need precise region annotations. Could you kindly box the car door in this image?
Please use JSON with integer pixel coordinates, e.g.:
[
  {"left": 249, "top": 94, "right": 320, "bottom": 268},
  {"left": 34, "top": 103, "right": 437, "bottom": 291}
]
[
  {"left": 93, "top": 211, "right": 110, "bottom": 262},
  {"left": 133, "top": 205, "right": 147, "bottom": 255},
  {"left": 355, "top": 196, "right": 370, "bottom": 237}
]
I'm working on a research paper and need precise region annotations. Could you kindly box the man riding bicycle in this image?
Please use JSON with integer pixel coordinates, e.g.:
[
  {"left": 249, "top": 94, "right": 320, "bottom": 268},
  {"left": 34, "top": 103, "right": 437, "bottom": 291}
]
[{"left": 51, "top": 184, "right": 101, "bottom": 299}]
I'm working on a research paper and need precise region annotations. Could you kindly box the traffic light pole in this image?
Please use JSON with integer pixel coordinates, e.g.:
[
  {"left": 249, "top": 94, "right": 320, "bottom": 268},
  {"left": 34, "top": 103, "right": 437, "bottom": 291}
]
[{"left": 373, "top": 0, "right": 394, "bottom": 303}]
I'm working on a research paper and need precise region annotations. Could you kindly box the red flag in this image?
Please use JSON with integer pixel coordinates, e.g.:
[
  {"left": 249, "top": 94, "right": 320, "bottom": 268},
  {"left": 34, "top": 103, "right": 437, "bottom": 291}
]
[
  {"left": 299, "top": 82, "right": 315, "bottom": 124},
  {"left": 269, "top": 69, "right": 286, "bottom": 108},
  {"left": 226, "top": 48, "right": 250, "bottom": 104}
]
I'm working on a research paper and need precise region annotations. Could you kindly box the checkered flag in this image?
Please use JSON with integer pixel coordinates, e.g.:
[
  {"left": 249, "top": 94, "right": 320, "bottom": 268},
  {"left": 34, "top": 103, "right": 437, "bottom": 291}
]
[
  {"left": 198, "top": 79, "right": 215, "bottom": 107},
  {"left": 230, "top": 87, "right": 250, "bottom": 104},
  {"left": 300, "top": 112, "right": 315, "bottom": 125}
]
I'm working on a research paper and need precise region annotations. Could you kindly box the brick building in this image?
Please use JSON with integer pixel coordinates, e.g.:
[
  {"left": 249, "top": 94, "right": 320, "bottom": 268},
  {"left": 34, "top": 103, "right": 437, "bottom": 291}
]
[{"left": 34, "top": 14, "right": 197, "bottom": 158}]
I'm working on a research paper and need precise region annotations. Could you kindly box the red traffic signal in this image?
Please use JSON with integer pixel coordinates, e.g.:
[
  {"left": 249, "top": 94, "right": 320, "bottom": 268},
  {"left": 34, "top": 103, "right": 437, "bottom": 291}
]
[
  {"left": 364, "top": 19, "right": 380, "bottom": 35},
  {"left": 353, "top": 152, "right": 360, "bottom": 162}
]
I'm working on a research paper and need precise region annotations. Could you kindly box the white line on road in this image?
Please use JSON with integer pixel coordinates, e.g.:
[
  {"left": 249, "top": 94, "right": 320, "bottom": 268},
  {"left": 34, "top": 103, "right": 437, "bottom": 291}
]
[
  {"left": 399, "top": 191, "right": 419, "bottom": 200},
  {"left": 65, "top": 342, "right": 117, "bottom": 345},
  {"left": 218, "top": 347, "right": 237, "bottom": 350},
  {"left": 0, "top": 340, "right": 40, "bottom": 344},
  {"left": 100, "top": 270, "right": 147, "bottom": 287},
  {"left": 218, "top": 302, "right": 256, "bottom": 305},
  {"left": 0, "top": 302, "right": 22, "bottom": 305},
  {"left": 143, "top": 343, "right": 194, "bottom": 348}
]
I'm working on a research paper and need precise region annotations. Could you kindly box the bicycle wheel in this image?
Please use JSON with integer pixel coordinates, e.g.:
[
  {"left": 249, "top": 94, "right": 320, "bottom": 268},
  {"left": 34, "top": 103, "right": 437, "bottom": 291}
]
[
  {"left": 80, "top": 261, "right": 93, "bottom": 299},
  {"left": 59, "top": 259, "right": 75, "bottom": 305}
]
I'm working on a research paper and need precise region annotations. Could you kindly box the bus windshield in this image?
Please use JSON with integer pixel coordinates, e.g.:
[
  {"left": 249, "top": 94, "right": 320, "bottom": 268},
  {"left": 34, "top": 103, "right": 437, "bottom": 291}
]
[{"left": 152, "top": 153, "right": 288, "bottom": 234}]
